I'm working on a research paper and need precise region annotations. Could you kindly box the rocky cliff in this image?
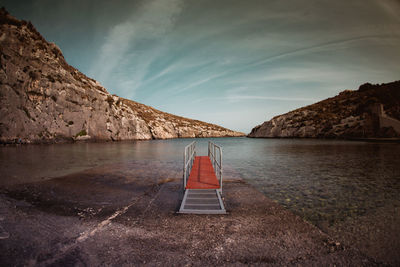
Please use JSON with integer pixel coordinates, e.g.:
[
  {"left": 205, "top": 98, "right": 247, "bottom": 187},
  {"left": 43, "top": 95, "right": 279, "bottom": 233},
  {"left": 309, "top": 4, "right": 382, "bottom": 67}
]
[
  {"left": 0, "top": 8, "right": 244, "bottom": 144},
  {"left": 249, "top": 81, "right": 400, "bottom": 138}
]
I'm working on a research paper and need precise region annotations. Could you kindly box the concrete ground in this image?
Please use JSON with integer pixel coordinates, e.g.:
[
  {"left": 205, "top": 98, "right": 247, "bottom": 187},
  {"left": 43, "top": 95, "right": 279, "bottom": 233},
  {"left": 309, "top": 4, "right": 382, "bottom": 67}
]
[{"left": 0, "top": 162, "right": 380, "bottom": 266}]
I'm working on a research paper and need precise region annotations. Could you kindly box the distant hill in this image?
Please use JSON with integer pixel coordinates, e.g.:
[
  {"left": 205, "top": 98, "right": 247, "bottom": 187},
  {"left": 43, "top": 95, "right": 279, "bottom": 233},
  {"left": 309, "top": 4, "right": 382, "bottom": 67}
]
[
  {"left": 0, "top": 8, "right": 244, "bottom": 144},
  {"left": 248, "top": 81, "right": 400, "bottom": 139}
]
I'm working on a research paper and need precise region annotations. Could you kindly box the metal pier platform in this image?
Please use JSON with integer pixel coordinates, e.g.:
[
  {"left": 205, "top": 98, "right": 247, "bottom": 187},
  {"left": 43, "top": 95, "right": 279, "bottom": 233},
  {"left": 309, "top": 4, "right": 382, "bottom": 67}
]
[{"left": 178, "top": 141, "right": 226, "bottom": 214}]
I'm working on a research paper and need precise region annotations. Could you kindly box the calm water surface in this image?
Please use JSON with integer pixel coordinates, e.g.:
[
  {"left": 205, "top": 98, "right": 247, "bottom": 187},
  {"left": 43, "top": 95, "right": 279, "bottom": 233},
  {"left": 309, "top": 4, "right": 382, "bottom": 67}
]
[{"left": 1, "top": 137, "right": 399, "bottom": 226}]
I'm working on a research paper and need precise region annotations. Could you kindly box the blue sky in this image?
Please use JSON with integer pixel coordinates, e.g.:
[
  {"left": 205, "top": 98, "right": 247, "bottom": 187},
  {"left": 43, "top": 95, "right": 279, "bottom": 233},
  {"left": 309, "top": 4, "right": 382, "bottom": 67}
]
[{"left": 3, "top": 0, "right": 400, "bottom": 133}]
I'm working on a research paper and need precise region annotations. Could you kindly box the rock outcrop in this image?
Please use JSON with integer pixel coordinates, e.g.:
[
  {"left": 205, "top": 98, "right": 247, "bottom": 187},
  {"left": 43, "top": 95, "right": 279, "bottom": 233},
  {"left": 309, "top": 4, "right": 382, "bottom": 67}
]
[
  {"left": 0, "top": 8, "right": 244, "bottom": 144},
  {"left": 249, "top": 81, "right": 400, "bottom": 138}
]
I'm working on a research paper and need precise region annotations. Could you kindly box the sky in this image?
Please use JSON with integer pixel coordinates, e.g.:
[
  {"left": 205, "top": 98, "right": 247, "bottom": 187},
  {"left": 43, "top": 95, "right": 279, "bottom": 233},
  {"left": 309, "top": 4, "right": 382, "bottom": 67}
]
[{"left": 2, "top": 0, "right": 400, "bottom": 133}]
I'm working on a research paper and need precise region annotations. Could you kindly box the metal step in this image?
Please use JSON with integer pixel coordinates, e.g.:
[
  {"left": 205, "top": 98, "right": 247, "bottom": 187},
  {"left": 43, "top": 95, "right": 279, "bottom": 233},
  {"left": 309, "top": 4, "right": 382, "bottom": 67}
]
[{"left": 178, "top": 189, "right": 226, "bottom": 214}]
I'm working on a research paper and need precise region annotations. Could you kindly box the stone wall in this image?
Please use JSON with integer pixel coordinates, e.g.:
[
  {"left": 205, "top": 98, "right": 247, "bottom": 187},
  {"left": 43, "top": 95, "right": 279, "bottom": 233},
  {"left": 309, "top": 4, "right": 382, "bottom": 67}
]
[{"left": 374, "top": 104, "right": 400, "bottom": 135}]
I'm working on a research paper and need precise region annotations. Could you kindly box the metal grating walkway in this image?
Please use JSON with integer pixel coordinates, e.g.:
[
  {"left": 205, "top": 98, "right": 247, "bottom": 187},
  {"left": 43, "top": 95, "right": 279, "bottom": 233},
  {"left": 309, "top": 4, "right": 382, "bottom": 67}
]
[{"left": 179, "top": 189, "right": 226, "bottom": 214}]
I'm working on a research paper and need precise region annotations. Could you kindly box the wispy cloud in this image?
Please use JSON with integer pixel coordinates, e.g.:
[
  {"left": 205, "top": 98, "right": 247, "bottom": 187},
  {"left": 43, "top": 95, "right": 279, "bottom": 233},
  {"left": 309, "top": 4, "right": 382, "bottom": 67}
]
[
  {"left": 89, "top": 0, "right": 183, "bottom": 97},
  {"left": 171, "top": 71, "right": 228, "bottom": 95},
  {"left": 193, "top": 95, "right": 318, "bottom": 104},
  {"left": 374, "top": 0, "right": 400, "bottom": 23},
  {"left": 207, "top": 34, "right": 400, "bottom": 84},
  {"left": 225, "top": 95, "right": 318, "bottom": 102},
  {"left": 90, "top": 21, "right": 135, "bottom": 83},
  {"left": 59, "top": 0, "right": 399, "bottom": 132}
]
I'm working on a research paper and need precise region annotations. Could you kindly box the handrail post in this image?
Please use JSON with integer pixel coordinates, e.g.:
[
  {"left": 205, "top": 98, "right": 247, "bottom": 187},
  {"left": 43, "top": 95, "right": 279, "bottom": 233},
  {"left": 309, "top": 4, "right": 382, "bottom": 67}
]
[
  {"left": 214, "top": 145, "right": 216, "bottom": 170},
  {"left": 183, "top": 141, "right": 196, "bottom": 191},
  {"left": 208, "top": 141, "right": 223, "bottom": 194},
  {"left": 219, "top": 147, "right": 221, "bottom": 193},
  {"left": 183, "top": 147, "right": 187, "bottom": 189}
]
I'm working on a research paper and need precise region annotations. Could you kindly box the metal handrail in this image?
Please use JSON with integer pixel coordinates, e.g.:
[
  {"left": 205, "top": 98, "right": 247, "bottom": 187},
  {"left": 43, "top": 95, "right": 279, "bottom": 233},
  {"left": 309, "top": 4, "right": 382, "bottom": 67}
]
[
  {"left": 183, "top": 141, "right": 196, "bottom": 189},
  {"left": 208, "top": 141, "right": 223, "bottom": 193}
]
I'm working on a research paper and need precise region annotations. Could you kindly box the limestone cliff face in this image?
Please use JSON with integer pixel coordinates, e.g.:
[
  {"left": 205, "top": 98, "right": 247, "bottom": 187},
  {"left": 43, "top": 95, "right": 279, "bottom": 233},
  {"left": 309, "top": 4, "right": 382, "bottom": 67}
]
[
  {"left": 249, "top": 81, "right": 400, "bottom": 139},
  {"left": 0, "top": 9, "right": 244, "bottom": 143}
]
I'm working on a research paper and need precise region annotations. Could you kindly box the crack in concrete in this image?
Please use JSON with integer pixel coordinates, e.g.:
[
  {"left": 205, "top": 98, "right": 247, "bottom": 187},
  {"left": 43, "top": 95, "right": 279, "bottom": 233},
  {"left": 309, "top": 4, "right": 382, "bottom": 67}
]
[{"left": 35, "top": 194, "right": 145, "bottom": 266}]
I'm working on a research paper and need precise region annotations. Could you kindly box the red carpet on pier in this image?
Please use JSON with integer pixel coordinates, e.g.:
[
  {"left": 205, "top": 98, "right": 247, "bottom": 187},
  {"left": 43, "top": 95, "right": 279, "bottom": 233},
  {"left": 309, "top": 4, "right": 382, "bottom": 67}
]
[{"left": 186, "top": 156, "right": 220, "bottom": 189}]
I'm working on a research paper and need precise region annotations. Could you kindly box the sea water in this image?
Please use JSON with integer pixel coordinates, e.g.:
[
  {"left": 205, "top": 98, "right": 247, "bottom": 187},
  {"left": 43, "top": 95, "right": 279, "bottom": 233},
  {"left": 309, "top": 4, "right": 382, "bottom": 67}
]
[{"left": 1, "top": 137, "right": 399, "bottom": 227}]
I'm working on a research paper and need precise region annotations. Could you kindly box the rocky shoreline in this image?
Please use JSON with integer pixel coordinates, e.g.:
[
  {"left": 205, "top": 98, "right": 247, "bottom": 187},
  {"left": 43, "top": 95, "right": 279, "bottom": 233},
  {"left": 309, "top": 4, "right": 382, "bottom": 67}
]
[
  {"left": 249, "top": 81, "right": 400, "bottom": 139},
  {"left": 0, "top": 161, "right": 380, "bottom": 266},
  {"left": 0, "top": 135, "right": 244, "bottom": 146}
]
